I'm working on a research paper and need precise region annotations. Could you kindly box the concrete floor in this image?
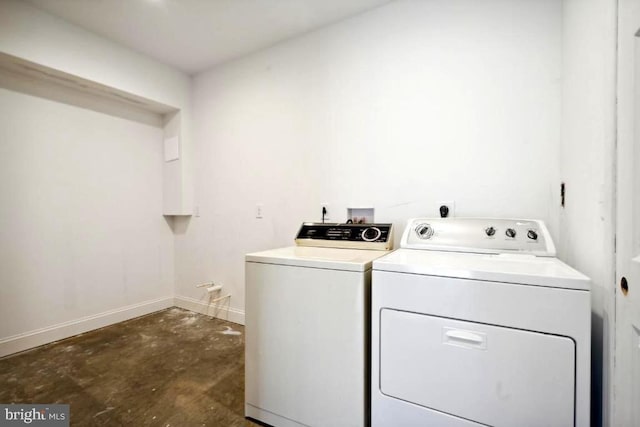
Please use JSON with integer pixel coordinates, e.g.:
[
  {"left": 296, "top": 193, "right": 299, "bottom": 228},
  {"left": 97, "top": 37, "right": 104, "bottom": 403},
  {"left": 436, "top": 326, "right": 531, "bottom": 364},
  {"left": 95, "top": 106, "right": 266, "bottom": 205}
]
[{"left": 0, "top": 308, "right": 260, "bottom": 426}]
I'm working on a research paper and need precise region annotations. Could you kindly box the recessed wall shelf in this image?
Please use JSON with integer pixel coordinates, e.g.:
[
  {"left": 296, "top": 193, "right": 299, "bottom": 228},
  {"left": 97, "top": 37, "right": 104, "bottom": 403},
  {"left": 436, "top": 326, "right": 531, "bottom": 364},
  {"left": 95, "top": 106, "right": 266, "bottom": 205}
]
[{"left": 0, "top": 52, "right": 192, "bottom": 217}]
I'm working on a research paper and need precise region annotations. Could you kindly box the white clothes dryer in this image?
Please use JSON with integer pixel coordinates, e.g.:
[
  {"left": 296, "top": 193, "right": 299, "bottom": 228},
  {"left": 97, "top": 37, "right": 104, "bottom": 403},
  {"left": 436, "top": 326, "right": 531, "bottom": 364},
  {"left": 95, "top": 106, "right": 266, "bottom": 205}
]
[
  {"left": 371, "top": 218, "right": 590, "bottom": 427},
  {"left": 246, "top": 222, "right": 393, "bottom": 427}
]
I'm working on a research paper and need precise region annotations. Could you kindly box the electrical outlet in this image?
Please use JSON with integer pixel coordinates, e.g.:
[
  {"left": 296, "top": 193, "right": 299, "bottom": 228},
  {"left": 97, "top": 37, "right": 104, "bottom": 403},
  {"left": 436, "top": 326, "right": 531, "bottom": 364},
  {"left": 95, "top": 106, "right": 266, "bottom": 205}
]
[
  {"left": 320, "top": 203, "right": 330, "bottom": 221},
  {"left": 256, "top": 204, "right": 264, "bottom": 219},
  {"left": 436, "top": 200, "right": 455, "bottom": 218}
]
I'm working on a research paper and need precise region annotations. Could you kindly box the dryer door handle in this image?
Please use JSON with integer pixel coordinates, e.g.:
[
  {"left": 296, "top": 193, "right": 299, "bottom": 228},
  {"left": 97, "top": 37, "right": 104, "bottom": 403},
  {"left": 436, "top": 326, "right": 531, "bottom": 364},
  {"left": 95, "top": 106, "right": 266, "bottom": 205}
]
[{"left": 443, "top": 328, "right": 487, "bottom": 349}]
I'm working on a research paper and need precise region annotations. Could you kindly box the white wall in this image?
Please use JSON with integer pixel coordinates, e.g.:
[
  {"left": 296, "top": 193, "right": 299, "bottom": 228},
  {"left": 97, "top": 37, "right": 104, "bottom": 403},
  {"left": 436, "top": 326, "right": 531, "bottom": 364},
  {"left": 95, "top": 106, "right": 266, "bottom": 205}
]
[
  {"left": 560, "top": 1, "right": 617, "bottom": 426},
  {"left": 0, "top": 0, "right": 189, "bottom": 108},
  {"left": 0, "top": 87, "right": 174, "bottom": 355},
  {"left": 177, "top": 0, "right": 563, "bottom": 321},
  {"left": 0, "top": 0, "right": 192, "bottom": 355},
  {"left": 0, "top": 0, "right": 194, "bottom": 215}
]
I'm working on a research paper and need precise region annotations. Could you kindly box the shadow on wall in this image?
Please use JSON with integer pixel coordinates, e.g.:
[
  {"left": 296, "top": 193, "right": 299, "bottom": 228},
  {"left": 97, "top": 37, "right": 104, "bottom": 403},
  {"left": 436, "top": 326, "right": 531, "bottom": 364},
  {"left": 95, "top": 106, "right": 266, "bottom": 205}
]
[
  {"left": 592, "top": 311, "right": 604, "bottom": 427},
  {"left": 164, "top": 215, "right": 191, "bottom": 235}
]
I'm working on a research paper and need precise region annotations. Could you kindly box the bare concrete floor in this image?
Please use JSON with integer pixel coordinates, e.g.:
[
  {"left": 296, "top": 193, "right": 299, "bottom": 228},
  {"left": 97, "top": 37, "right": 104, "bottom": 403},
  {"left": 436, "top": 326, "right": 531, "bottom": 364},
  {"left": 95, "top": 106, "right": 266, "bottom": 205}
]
[{"left": 0, "top": 308, "right": 261, "bottom": 426}]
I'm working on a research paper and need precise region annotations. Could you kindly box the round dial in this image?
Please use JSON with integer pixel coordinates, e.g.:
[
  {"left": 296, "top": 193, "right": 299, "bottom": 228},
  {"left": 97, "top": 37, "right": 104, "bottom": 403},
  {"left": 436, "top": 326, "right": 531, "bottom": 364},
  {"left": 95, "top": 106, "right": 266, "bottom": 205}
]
[
  {"left": 527, "top": 229, "right": 538, "bottom": 240},
  {"left": 361, "top": 227, "right": 382, "bottom": 242},
  {"left": 505, "top": 228, "right": 517, "bottom": 238},
  {"left": 415, "top": 223, "right": 434, "bottom": 240},
  {"left": 485, "top": 226, "right": 496, "bottom": 237}
]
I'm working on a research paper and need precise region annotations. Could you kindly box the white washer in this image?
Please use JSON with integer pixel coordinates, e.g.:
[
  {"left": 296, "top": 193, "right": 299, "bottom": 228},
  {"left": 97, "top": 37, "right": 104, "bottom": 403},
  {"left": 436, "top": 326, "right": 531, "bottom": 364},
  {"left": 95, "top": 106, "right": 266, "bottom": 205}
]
[
  {"left": 371, "top": 218, "right": 590, "bottom": 427},
  {"left": 246, "top": 222, "right": 393, "bottom": 427}
]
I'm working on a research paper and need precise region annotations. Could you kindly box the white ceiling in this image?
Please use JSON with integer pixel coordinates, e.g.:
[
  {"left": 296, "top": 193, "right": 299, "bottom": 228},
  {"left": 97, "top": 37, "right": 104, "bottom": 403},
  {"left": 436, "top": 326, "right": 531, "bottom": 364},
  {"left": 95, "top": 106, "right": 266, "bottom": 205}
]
[{"left": 25, "top": 0, "right": 393, "bottom": 75}]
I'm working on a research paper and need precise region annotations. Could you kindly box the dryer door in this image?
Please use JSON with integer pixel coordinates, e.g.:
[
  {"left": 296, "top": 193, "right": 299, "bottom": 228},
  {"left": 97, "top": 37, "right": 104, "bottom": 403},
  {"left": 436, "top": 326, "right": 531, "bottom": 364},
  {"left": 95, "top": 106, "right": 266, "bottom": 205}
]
[{"left": 379, "top": 309, "right": 575, "bottom": 427}]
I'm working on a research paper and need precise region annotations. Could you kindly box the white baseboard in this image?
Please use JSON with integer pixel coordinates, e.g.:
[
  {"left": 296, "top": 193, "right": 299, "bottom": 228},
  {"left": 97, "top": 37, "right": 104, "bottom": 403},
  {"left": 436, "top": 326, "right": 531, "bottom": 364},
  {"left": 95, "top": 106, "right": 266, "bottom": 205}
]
[
  {"left": 174, "top": 295, "right": 245, "bottom": 325},
  {"left": 0, "top": 296, "right": 174, "bottom": 358}
]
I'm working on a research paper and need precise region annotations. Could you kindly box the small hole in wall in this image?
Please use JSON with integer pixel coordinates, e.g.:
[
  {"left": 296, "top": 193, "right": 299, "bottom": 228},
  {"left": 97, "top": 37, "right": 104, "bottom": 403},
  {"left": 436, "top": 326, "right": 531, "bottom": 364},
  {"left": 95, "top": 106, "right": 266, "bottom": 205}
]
[{"left": 621, "top": 277, "right": 629, "bottom": 296}]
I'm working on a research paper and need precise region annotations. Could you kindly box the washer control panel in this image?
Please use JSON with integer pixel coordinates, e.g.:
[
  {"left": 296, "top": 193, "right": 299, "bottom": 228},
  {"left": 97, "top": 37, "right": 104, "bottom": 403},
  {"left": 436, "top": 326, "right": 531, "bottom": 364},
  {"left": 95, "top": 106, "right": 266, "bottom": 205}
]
[
  {"left": 296, "top": 223, "right": 393, "bottom": 250},
  {"left": 403, "top": 218, "right": 555, "bottom": 256}
]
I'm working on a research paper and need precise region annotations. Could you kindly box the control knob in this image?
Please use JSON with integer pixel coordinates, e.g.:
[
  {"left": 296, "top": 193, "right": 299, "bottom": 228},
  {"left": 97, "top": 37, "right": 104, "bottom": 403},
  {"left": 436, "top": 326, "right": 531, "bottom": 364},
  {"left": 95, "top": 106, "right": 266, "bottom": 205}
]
[
  {"left": 415, "top": 223, "right": 434, "bottom": 240},
  {"left": 362, "top": 227, "right": 382, "bottom": 242},
  {"left": 505, "top": 228, "right": 517, "bottom": 238},
  {"left": 527, "top": 229, "right": 538, "bottom": 240},
  {"left": 485, "top": 226, "right": 496, "bottom": 237}
]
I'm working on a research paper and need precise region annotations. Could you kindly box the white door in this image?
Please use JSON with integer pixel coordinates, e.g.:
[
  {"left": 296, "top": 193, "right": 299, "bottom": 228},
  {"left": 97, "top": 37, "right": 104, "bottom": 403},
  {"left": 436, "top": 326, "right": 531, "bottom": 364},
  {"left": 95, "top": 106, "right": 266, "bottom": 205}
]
[{"left": 615, "top": 2, "right": 640, "bottom": 425}]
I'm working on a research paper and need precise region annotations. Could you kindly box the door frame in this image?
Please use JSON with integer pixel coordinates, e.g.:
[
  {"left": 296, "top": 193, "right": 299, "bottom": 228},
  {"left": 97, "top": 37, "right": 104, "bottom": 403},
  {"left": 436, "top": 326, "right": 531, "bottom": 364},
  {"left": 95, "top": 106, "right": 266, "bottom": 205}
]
[{"left": 613, "top": 1, "right": 640, "bottom": 426}]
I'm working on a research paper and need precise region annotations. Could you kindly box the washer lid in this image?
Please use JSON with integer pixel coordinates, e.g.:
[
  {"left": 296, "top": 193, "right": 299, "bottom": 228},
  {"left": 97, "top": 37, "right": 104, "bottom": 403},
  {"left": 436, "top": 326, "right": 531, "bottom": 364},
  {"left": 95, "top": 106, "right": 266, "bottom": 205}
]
[
  {"left": 373, "top": 248, "right": 590, "bottom": 290},
  {"left": 246, "top": 246, "right": 391, "bottom": 272}
]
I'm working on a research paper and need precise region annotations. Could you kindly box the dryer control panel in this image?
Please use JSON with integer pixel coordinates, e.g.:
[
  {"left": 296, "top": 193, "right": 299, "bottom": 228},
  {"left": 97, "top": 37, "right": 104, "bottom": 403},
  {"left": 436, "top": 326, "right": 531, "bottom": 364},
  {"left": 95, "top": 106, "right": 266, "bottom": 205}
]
[
  {"left": 295, "top": 223, "right": 393, "bottom": 250},
  {"left": 402, "top": 218, "right": 555, "bottom": 257}
]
